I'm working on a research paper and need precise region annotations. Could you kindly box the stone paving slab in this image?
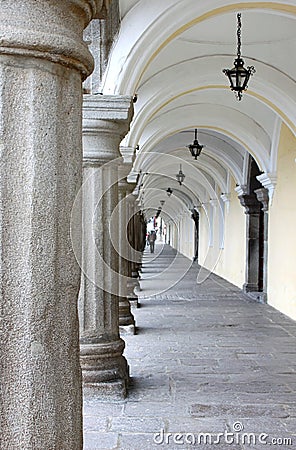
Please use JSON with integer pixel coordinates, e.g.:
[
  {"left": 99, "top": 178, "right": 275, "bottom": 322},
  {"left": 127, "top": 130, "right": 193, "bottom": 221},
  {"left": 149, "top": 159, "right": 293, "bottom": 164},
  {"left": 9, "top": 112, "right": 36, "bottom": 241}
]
[{"left": 83, "top": 244, "right": 296, "bottom": 450}]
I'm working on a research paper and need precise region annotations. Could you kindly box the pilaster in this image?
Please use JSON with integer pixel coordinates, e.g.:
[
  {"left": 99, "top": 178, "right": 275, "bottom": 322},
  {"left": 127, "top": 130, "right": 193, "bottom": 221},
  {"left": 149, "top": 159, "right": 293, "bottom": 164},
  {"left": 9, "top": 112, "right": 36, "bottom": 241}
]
[
  {"left": 255, "top": 187, "right": 269, "bottom": 302},
  {"left": 238, "top": 194, "right": 262, "bottom": 294}
]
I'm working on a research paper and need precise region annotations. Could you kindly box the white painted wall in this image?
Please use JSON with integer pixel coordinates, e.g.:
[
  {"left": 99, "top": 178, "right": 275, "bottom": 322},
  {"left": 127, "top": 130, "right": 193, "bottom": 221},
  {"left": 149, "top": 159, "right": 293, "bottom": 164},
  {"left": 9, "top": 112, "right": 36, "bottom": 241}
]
[{"left": 268, "top": 123, "right": 296, "bottom": 320}]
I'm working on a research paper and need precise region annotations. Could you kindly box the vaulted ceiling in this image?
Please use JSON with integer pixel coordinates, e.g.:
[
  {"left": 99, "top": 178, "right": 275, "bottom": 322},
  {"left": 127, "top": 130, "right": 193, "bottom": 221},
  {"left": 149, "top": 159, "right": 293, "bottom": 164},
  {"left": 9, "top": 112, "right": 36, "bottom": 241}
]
[{"left": 102, "top": 0, "right": 296, "bottom": 220}]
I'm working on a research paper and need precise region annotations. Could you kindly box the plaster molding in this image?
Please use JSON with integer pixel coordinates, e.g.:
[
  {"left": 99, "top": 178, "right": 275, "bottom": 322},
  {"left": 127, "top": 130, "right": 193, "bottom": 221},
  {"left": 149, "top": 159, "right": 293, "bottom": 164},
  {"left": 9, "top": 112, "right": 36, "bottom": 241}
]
[
  {"left": 256, "top": 172, "right": 277, "bottom": 205},
  {"left": 120, "top": 146, "right": 136, "bottom": 165},
  {"left": 235, "top": 184, "right": 248, "bottom": 197},
  {"left": 220, "top": 193, "right": 231, "bottom": 213}
]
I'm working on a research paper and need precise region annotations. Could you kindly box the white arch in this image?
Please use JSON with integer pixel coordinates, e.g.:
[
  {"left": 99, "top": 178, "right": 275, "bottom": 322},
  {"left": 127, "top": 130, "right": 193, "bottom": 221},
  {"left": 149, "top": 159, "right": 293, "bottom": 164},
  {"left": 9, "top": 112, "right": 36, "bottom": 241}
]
[
  {"left": 136, "top": 103, "right": 270, "bottom": 171},
  {"left": 126, "top": 57, "right": 296, "bottom": 145},
  {"left": 103, "top": 0, "right": 296, "bottom": 96}
]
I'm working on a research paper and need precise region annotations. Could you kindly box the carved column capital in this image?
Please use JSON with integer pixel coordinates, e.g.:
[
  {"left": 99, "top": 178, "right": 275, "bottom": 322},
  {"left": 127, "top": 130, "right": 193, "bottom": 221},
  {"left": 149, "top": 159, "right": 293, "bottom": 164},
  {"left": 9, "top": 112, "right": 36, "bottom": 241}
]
[
  {"left": 238, "top": 194, "right": 261, "bottom": 215},
  {"left": 83, "top": 95, "right": 134, "bottom": 166},
  {"left": 256, "top": 172, "right": 277, "bottom": 205},
  {"left": 120, "top": 146, "right": 136, "bottom": 165},
  {"left": 254, "top": 188, "right": 269, "bottom": 212}
]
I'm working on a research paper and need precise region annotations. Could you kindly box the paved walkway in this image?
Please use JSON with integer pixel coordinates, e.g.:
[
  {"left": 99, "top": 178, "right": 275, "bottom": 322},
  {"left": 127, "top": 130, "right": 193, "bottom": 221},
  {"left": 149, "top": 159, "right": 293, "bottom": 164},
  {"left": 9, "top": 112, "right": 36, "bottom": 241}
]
[{"left": 84, "top": 244, "right": 296, "bottom": 450}]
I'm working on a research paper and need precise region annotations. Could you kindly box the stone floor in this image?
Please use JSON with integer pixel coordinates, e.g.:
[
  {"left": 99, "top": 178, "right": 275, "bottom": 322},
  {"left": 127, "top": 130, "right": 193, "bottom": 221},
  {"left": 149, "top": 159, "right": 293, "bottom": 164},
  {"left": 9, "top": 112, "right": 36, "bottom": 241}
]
[{"left": 83, "top": 243, "right": 296, "bottom": 450}]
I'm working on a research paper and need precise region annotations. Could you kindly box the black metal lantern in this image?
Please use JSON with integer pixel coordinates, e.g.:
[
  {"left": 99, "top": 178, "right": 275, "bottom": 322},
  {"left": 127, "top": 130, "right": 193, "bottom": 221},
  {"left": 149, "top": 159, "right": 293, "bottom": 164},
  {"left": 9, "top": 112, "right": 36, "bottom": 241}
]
[
  {"left": 166, "top": 187, "right": 173, "bottom": 197},
  {"left": 187, "top": 129, "right": 204, "bottom": 159},
  {"left": 223, "top": 13, "right": 255, "bottom": 101},
  {"left": 176, "top": 165, "right": 185, "bottom": 186}
]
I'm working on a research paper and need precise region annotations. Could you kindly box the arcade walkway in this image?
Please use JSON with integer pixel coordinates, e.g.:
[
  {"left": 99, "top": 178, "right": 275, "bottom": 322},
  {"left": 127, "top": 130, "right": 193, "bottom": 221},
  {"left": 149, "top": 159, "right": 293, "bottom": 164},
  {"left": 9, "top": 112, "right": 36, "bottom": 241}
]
[{"left": 83, "top": 244, "right": 296, "bottom": 450}]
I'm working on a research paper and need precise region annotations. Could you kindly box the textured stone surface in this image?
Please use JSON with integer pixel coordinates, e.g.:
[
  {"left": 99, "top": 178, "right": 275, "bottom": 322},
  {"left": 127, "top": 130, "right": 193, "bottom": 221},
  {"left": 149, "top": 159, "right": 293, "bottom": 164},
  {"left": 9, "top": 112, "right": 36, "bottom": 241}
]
[
  {"left": 83, "top": 1, "right": 120, "bottom": 94},
  {"left": 79, "top": 95, "right": 133, "bottom": 398},
  {"left": 118, "top": 175, "right": 136, "bottom": 334},
  {"left": 83, "top": 243, "right": 296, "bottom": 449},
  {"left": 0, "top": 2, "right": 104, "bottom": 449}
]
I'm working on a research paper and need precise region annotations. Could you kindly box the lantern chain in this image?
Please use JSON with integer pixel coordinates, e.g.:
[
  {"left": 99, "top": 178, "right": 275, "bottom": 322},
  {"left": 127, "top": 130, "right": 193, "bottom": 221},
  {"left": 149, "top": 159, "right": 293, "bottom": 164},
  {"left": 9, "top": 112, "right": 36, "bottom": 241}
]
[{"left": 237, "top": 13, "right": 242, "bottom": 58}]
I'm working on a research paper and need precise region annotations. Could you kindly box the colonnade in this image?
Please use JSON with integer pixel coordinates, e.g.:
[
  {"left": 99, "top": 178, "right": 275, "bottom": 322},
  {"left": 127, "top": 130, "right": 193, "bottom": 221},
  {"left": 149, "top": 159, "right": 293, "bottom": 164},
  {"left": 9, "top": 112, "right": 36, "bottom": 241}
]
[{"left": 0, "top": 2, "right": 147, "bottom": 448}]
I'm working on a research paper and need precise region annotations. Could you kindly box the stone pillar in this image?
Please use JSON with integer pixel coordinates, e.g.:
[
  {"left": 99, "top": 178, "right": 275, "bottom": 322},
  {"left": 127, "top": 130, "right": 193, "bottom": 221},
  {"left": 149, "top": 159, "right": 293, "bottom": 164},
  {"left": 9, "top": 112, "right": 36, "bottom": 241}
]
[
  {"left": 238, "top": 194, "right": 262, "bottom": 293},
  {"left": 127, "top": 189, "right": 141, "bottom": 308},
  {"left": 0, "top": 2, "right": 104, "bottom": 449},
  {"left": 191, "top": 209, "right": 200, "bottom": 262},
  {"left": 255, "top": 187, "right": 269, "bottom": 303},
  {"left": 83, "top": 1, "right": 120, "bottom": 94},
  {"left": 79, "top": 95, "right": 133, "bottom": 398},
  {"left": 118, "top": 175, "right": 136, "bottom": 334}
]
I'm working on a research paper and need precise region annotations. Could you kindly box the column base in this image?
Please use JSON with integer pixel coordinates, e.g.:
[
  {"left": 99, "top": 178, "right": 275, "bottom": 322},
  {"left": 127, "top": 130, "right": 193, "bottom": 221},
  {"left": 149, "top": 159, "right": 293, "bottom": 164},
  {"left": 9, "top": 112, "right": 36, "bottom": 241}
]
[
  {"left": 244, "top": 289, "right": 267, "bottom": 304},
  {"left": 120, "top": 324, "right": 136, "bottom": 335},
  {"left": 128, "top": 294, "right": 139, "bottom": 308},
  {"left": 243, "top": 282, "right": 260, "bottom": 293},
  {"left": 119, "top": 298, "right": 135, "bottom": 323},
  {"left": 83, "top": 379, "right": 127, "bottom": 399},
  {"left": 80, "top": 338, "right": 129, "bottom": 399}
]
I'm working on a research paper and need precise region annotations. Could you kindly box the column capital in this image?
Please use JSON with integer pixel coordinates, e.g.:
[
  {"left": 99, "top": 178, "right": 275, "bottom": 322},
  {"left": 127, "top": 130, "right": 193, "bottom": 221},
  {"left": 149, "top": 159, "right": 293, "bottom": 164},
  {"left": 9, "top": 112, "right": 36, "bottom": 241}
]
[
  {"left": 254, "top": 188, "right": 269, "bottom": 212},
  {"left": 238, "top": 194, "right": 261, "bottom": 215},
  {"left": 0, "top": 1, "right": 104, "bottom": 79},
  {"left": 83, "top": 95, "right": 134, "bottom": 165},
  {"left": 220, "top": 193, "right": 231, "bottom": 213},
  {"left": 120, "top": 146, "right": 136, "bottom": 165},
  {"left": 235, "top": 184, "right": 248, "bottom": 197},
  {"left": 256, "top": 172, "right": 277, "bottom": 205}
]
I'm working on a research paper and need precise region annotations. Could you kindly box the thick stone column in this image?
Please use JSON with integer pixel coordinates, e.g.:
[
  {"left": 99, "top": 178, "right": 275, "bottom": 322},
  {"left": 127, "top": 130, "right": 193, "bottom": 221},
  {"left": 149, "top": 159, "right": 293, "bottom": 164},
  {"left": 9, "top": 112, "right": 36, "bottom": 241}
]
[
  {"left": 118, "top": 175, "right": 136, "bottom": 334},
  {"left": 79, "top": 95, "right": 133, "bottom": 398},
  {"left": 0, "top": 2, "right": 103, "bottom": 449},
  {"left": 238, "top": 194, "right": 262, "bottom": 293}
]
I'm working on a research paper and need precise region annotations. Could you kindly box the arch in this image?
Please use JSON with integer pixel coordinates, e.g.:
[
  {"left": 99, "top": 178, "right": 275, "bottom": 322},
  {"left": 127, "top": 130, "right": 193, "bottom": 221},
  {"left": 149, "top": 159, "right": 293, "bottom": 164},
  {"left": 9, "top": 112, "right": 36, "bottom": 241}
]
[
  {"left": 103, "top": 1, "right": 296, "bottom": 96},
  {"left": 135, "top": 104, "right": 270, "bottom": 171}
]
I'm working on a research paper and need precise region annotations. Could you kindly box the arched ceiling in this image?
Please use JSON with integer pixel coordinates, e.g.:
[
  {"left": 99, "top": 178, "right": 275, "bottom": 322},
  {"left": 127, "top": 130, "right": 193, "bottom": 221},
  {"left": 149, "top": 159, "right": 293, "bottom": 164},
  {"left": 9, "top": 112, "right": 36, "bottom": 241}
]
[{"left": 103, "top": 0, "right": 296, "bottom": 218}]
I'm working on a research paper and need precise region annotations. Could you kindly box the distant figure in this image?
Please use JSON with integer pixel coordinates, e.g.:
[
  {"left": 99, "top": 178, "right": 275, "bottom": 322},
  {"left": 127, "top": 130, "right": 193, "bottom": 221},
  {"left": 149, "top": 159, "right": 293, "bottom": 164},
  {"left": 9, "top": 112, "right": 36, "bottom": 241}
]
[{"left": 148, "top": 230, "right": 156, "bottom": 253}]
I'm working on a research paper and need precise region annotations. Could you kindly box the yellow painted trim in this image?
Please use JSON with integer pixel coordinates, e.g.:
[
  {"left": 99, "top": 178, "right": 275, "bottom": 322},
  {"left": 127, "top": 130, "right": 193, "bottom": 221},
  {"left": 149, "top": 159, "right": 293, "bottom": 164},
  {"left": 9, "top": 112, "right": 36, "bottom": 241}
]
[
  {"left": 136, "top": 2, "right": 296, "bottom": 90},
  {"left": 150, "top": 85, "right": 224, "bottom": 119},
  {"left": 147, "top": 85, "right": 296, "bottom": 136},
  {"left": 248, "top": 90, "right": 296, "bottom": 134}
]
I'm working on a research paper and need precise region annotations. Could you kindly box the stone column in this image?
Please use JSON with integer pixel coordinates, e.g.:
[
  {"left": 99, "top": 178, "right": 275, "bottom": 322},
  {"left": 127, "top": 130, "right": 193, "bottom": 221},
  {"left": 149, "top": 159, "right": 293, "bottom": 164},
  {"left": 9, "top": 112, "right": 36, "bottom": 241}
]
[
  {"left": 83, "top": 1, "right": 120, "bottom": 94},
  {"left": 118, "top": 175, "right": 136, "bottom": 335},
  {"left": 238, "top": 194, "right": 262, "bottom": 293},
  {"left": 126, "top": 189, "right": 141, "bottom": 308},
  {"left": 79, "top": 95, "right": 133, "bottom": 398},
  {"left": 0, "top": 2, "right": 104, "bottom": 449},
  {"left": 191, "top": 209, "right": 200, "bottom": 262}
]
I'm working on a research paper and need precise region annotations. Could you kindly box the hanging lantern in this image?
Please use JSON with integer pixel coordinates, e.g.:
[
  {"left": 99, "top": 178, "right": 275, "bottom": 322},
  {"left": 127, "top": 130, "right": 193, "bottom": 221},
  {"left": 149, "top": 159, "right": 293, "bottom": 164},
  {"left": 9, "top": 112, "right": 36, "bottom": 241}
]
[
  {"left": 187, "top": 129, "right": 204, "bottom": 159},
  {"left": 176, "top": 165, "right": 185, "bottom": 186},
  {"left": 223, "top": 13, "right": 255, "bottom": 101}
]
